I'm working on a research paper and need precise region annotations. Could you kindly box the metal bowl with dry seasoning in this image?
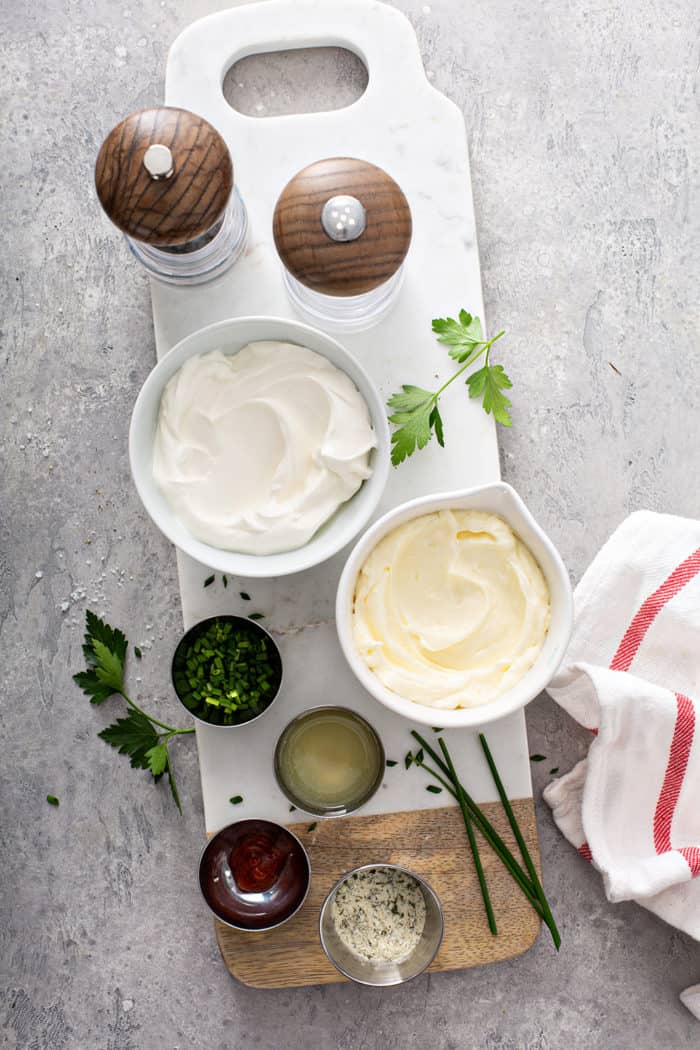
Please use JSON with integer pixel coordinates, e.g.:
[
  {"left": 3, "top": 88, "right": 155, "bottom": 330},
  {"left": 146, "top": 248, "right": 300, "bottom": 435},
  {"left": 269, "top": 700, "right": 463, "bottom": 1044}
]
[{"left": 319, "top": 863, "right": 444, "bottom": 986}]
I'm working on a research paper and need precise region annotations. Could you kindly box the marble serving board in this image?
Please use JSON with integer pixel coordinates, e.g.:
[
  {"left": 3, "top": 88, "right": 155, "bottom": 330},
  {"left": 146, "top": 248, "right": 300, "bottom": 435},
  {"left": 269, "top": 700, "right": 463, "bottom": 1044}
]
[{"left": 148, "top": 0, "right": 539, "bottom": 983}]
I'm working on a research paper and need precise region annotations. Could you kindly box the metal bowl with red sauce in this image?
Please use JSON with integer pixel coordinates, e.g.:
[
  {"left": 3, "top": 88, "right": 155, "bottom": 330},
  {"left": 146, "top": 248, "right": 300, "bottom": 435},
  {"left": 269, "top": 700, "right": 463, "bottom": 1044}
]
[{"left": 199, "top": 819, "right": 311, "bottom": 931}]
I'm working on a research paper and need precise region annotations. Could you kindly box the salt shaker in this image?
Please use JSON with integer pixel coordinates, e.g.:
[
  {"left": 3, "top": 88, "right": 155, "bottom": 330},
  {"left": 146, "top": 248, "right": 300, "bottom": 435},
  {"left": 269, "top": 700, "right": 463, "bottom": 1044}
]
[
  {"left": 95, "top": 107, "right": 247, "bottom": 285},
  {"left": 272, "top": 157, "right": 412, "bottom": 333}
]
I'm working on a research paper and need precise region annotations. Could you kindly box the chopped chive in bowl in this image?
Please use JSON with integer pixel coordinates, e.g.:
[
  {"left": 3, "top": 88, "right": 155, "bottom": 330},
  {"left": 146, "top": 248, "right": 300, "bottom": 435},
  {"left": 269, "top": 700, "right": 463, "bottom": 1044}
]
[{"left": 171, "top": 616, "right": 282, "bottom": 728}]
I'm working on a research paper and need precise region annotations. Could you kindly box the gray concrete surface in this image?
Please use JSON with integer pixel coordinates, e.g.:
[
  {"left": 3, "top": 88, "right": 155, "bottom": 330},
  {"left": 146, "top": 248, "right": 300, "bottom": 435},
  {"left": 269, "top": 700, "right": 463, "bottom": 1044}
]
[{"left": 2, "top": 0, "right": 699, "bottom": 1047}]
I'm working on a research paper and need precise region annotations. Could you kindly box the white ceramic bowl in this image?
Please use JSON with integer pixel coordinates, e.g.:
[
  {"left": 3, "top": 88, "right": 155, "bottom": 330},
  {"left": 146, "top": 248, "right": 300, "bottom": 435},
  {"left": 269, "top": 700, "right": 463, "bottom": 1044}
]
[
  {"left": 335, "top": 482, "right": 573, "bottom": 728},
  {"left": 129, "top": 316, "right": 390, "bottom": 577}
]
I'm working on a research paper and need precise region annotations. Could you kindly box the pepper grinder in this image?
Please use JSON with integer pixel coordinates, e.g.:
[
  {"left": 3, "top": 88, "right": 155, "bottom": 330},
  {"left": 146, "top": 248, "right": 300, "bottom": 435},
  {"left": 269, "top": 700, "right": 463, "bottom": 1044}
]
[
  {"left": 95, "top": 107, "right": 247, "bottom": 285},
  {"left": 272, "top": 157, "right": 412, "bottom": 333}
]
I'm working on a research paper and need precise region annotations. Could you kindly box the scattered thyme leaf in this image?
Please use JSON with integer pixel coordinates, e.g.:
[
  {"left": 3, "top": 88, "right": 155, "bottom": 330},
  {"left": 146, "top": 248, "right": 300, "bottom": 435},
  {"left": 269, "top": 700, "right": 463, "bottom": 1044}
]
[
  {"left": 530, "top": 754, "right": 546, "bottom": 763},
  {"left": 248, "top": 612, "right": 265, "bottom": 621},
  {"left": 549, "top": 767, "right": 560, "bottom": 776},
  {"left": 46, "top": 794, "right": 59, "bottom": 807},
  {"left": 386, "top": 759, "right": 398, "bottom": 767},
  {"left": 426, "top": 784, "right": 442, "bottom": 794},
  {"left": 405, "top": 752, "right": 414, "bottom": 769},
  {"left": 203, "top": 574, "right": 215, "bottom": 588},
  {"left": 134, "top": 646, "right": 142, "bottom": 660},
  {"left": 222, "top": 575, "right": 228, "bottom": 588},
  {"left": 240, "top": 592, "right": 251, "bottom": 601},
  {"left": 229, "top": 795, "right": 243, "bottom": 805},
  {"left": 431, "top": 727, "right": 444, "bottom": 733},
  {"left": 306, "top": 822, "right": 318, "bottom": 832}
]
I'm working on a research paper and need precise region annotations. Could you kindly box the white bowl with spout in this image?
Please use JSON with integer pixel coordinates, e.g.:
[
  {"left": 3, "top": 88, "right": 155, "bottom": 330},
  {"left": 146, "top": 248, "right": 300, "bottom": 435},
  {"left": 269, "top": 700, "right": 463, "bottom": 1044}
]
[{"left": 335, "top": 482, "right": 573, "bottom": 728}]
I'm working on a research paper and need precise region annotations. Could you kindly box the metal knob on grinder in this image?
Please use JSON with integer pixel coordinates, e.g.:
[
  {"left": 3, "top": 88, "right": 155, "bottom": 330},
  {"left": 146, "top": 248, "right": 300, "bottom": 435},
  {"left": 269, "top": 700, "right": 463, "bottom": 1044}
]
[
  {"left": 94, "top": 106, "right": 247, "bottom": 285},
  {"left": 273, "top": 157, "right": 412, "bottom": 331}
]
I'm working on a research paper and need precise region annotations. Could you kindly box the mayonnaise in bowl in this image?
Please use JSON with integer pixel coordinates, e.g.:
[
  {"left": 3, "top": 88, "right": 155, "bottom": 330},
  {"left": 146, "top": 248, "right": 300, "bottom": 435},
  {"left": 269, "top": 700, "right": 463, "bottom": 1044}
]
[{"left": 352, "top": 509, "right": 551, "bottom": 709}]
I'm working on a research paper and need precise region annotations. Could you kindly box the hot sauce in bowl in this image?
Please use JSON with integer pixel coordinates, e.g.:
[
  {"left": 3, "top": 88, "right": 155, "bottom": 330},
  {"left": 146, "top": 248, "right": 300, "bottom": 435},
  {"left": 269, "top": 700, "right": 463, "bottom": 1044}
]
[{"left": 199, "top": 819, "right": 310, "bottom": 931}]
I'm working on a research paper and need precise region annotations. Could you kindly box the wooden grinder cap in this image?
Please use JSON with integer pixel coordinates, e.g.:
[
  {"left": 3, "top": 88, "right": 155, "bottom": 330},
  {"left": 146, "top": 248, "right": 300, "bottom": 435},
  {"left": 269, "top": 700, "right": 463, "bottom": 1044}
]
[
  {"left": 95, "top": 107, "right": 233, "bottom": 247},
  {"left": 273, "top": 158, "right": 412, "bottom": 297}
]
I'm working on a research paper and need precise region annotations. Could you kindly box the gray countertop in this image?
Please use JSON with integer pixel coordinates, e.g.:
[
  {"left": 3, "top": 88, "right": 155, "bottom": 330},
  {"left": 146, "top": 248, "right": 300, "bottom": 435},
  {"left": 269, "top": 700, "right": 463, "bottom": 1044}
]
[{"left": 2, "top": 1, "right": 699, "bottom": 1047}]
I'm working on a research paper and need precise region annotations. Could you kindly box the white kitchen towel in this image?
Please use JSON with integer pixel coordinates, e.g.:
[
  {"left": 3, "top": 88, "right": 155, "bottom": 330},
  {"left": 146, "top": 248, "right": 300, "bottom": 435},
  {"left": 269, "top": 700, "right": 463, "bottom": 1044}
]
[{"left": 542, "top": 511, "right": 700, "bottom": 1017}]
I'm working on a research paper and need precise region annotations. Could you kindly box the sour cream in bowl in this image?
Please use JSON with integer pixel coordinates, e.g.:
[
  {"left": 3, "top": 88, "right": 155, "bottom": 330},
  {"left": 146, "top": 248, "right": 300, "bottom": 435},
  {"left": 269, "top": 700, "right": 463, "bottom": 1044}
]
[
  {"left": 336, "top": 483, "right": 573, "bottom": 728},
  {"left": 129, "top": 317, "right": 390, "bottom": 577}
]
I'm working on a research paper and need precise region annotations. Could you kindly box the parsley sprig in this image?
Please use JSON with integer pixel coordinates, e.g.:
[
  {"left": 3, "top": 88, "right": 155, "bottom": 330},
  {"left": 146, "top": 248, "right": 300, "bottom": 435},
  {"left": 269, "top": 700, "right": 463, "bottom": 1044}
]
[
  {"left": 387, "top": 310, "right": 511, "bottom": 466},
  {"left": 73, "top": 610, "right": 195, "bottom": 812}
]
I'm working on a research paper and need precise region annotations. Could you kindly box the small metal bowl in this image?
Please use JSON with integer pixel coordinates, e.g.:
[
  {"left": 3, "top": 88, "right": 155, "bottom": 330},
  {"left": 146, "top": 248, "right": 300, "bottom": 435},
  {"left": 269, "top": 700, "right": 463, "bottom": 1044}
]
[
  {"left": 274, "top": 705, "right": 385, "bottom": 816},
  {"left": 319, "top": 863, "right": 444, "bottom": 986},
  {"left": 171, "top": 615, "right": 283, "bottom": 729},
  {"left": 199, "top": 819, "right": 310, "bottom": 932}
]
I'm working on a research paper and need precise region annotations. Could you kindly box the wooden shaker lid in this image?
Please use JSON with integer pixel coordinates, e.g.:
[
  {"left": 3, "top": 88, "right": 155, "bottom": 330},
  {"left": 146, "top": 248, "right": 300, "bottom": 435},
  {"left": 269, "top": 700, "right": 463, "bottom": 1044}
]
[
  {"left": 95, "top": 107, "right": 233, "bottom": 247},
  {"left": 272, "top": 158, "right": 412, "bottom": 297}
]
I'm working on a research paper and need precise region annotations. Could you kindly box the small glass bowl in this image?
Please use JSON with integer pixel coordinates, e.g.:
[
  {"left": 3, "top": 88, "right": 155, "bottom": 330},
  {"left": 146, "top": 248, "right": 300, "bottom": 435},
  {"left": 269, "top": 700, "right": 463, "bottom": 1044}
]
[
  {"left": 274, "top": 705, "right": 385, "bottom": 816},
  {"left": 171, "top": 615, "right": 282, "bottom": 729},
  {"left": 199, "top": 819, "right": 310, "bottom": 931},
  {"left": 319, "top": 863, "right": 444, "bottom": 985}
]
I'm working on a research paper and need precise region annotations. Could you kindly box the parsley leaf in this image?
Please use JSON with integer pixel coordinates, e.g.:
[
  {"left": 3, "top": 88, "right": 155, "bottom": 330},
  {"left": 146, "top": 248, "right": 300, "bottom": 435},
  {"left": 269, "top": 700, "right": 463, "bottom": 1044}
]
[
  {"left": 146, "top": 743, "right": 169, "bottom": 777},
  {"left": 73, "top": 611, "right": 126, "bottom": 704},
  {"left": 386, "top": 310, "right": 512, "bottom": 465},
  {"left": 433, "top": 312, "right": 484, "bottom": 362},
  {"left": 467, "top": 363, "right": 513, "bottom": 426},
  {"left": 46, "top": 794, "right": 59, "bottom": 807},
  {"left": 75, "top": 610, "right": 194, "bottom": 814},
  {"left": 387, "top": 386, "right": 436, "bottom": 466},
  {"left": 99, "top": 709, "right": 159, "bottom": 771}
]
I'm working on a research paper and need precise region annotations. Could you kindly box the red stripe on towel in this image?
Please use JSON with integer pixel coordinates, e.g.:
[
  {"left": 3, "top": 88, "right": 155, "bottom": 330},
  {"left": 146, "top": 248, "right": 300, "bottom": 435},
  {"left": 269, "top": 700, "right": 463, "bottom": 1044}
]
[
  {"left": 578, "top": 843, "right": 592, "bottom": 862},
  {"left": 610, "top": 547, "right": 700, "bottom": 672},
  {"left": 653, "top": 694, "right": 698, "bottom": 876}
]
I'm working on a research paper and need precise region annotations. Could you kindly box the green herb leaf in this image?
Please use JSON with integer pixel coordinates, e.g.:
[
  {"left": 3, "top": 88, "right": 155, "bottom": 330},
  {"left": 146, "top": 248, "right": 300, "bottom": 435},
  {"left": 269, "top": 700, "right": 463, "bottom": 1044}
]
[
  {"left": 134, "top": 646, "right": 142, "bottom": 660},
  {"left": 530, "top": 754, "right": 546, "bottom": 763},
  {"left": 429, "top": 404, "right": 445, "bottom": 448},
  {"left": 433, "top": 312, "right": 484, "bottom": 363},
  {"left": 203, "top": 574, "right": 215, "bottom": 588},
  {"left": 416, "top": 748, "right": 425, "bottom": 764},
  {"left": 83, "top": 609, "right": 128, "bottom": 667},
  {"left": 387, "top": 312, "right": 512, "bottom": 465},
  {"left": 248, "top": 612, "right": 265, "bottom": 621},
  {"left": 167, "top": 764, "right": 182, "bottom": 814},
  {"left": 46, "top": 794, "right": 59, "bottom": 807},
  {"left": 289, "top": 804, "right": 297, "bottom": 812},
  {"left": 549, "top": 767, "right": 560, "bottom": 776},
  {"left": 99, "top": 709, "right": 159, "bottom": 771},
  {"left": 240, "top": 592, "right": 251, "bottom": 601},
  {"left": 467, "top": 363, "right": 513, "bottom": 426},
  {"left": 405, "top": 752, "right": 414, "bottom": 769},
  {"left": 306, "top": 822, "right": 318, "bottom": 832},
  {"left": 229, "top": 795, "right": 243, "bottom": 805},
  {"left": 386, "top": 759, "right": 398, "bottom": 767},
  {"left": 431, "top": 727, "right": 444, "bottom": 733},
  {"left": 146, "top": 743, "right": 169, "bottom": 777},
  {"left": 222, "top": 575, "right": 228, "bottom": 589},
  {"left": 426, "top": 784, "right": 442, "bottom": 794},
  {"left": 387, "top": 386, "right": 436, "bottom": 466},
  {"left": 73, "top": 611, "right": 127, "bottom": 704}
]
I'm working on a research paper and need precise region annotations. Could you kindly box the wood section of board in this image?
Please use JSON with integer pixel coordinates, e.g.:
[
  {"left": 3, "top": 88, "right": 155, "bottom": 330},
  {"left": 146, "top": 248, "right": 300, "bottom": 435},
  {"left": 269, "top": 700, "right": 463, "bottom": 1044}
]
[{"left": 214, "top": 800, "right": 541, "bottom": 988}]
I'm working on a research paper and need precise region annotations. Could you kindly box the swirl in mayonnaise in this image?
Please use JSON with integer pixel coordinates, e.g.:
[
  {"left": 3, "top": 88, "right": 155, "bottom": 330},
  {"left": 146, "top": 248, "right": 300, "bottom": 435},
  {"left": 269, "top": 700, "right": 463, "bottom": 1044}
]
[
  {"left": 352, "top": 510, "right": 550, "bottom": 709},
  {"left": 153, "top": 343, "right": 376, "bottom": 554}
]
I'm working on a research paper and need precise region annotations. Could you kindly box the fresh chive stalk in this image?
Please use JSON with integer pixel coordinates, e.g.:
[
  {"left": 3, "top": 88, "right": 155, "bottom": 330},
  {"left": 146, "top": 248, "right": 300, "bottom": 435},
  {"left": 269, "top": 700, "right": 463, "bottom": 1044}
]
[
  {"left": 438, "top": 738, "right": 497, "bottom": 937},
  {"left": 410, "top": 730, "right": 560, "bottom": 946},
  {"left": 479, "top": 733, "right": 561, "bottom": 949}
]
